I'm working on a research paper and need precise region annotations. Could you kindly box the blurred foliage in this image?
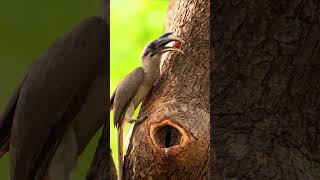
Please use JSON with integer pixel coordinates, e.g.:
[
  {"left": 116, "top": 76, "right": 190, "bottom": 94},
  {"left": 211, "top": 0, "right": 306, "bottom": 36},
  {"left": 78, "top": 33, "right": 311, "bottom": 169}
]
[{"left": 0, "top": 0, "right": 167, "bottom": 179}]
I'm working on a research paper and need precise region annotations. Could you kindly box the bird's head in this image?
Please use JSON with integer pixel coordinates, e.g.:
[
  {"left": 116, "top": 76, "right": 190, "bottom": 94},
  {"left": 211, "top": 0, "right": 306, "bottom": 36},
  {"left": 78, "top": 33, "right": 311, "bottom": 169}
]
[{"left": 141, "top": 32, "right": 184, "bottom": 61}]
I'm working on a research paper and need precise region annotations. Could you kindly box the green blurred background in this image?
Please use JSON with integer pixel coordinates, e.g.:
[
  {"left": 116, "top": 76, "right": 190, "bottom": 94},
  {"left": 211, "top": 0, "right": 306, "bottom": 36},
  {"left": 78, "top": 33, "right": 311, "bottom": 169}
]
[{"left": 0, "top": 0, "right": 167, "bottom": 179}]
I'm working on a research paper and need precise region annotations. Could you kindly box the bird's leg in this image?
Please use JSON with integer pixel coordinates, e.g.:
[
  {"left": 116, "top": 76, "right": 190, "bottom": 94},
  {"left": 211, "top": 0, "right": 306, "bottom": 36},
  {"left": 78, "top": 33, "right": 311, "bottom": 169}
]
[{"left": 125, "top": 103, "right": 136, "bottom": 124}]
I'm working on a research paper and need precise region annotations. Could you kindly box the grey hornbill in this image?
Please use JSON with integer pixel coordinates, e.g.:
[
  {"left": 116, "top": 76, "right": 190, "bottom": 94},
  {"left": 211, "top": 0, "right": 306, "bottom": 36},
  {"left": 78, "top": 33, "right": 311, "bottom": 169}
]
[
  {"left": 110, "top": 32, "right": 184, "bottom": 180},
  {"left": 0, "top": 16, "right": 108, "bottom": 180}
]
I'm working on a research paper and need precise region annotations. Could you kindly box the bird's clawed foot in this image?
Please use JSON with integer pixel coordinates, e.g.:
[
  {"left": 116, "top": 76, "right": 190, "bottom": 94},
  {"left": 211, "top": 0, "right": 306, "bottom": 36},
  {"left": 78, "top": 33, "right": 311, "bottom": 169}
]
[
  {"left": 127, "top": 115, "right": 148, "bottom": 124},
  {"left": 128, "top": 119, "right": 139, "bottom": 124}
]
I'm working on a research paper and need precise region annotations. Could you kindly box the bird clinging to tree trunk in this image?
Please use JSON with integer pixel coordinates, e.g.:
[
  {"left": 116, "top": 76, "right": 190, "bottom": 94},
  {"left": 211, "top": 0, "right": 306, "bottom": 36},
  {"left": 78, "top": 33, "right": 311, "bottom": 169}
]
[{"left": 110, "top": 32, "right": 184, "bottom": 180}]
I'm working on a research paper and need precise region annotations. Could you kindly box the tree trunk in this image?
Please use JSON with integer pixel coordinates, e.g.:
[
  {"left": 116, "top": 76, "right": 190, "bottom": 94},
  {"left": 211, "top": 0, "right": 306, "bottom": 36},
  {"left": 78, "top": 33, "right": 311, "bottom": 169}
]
[
  {"left": 124, "top": 0, "right": 210, "bottom": 179},
  {"left": 213, "top": 0, "right": 320, "bottom": 179},
  {"left": 164, "top": 0, "right": 176, "bottom": 32}
]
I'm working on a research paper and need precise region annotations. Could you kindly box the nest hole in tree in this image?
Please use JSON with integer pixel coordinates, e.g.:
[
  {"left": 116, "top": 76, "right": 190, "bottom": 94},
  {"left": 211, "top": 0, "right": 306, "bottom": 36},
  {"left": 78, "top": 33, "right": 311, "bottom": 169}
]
[{"left": 154, "top": 124, "right": 182, "bottom": 148}]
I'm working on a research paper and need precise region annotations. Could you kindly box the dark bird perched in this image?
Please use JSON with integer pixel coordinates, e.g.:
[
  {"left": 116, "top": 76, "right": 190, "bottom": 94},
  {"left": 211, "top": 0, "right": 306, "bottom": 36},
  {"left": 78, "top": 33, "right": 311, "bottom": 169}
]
[
  {"left": 0, "top": 16, "right": 108, "bottom": 180},
  {"left": 110, "top": 32, "right": 184, "bottom": 180}
]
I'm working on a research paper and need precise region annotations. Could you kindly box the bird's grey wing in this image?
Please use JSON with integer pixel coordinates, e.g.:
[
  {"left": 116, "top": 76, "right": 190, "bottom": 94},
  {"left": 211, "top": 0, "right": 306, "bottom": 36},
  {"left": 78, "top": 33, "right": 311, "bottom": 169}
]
[
  {"left": 0, "top": 73, "right": 28, "bottom": 158},
  {"left": 113, "top": 67, "right": 144, "bottom": 128},
  {"left": 9, "top": 16, "right": 108, "bottom": 180},
  {"left": 110, "top": 85, "right": 118, "bottom": 111}
]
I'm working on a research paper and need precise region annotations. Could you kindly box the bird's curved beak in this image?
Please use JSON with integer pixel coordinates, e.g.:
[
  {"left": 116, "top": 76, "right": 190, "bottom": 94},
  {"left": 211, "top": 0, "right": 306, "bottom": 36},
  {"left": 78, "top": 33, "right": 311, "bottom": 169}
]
[{"left": 155, "top": 33, "right": 185, "bottom": 54}]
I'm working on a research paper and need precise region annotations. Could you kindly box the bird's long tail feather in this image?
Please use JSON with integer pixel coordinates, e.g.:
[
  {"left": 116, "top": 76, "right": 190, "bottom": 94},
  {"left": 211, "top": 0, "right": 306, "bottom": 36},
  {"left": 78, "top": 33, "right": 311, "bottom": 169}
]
[{"left": 117, "top": 121, "right": 124, "bottom": 180}]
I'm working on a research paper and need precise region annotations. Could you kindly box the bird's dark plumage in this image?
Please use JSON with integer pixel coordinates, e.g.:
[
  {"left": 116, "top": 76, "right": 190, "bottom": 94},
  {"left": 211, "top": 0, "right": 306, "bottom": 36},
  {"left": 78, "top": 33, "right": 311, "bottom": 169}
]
[
  {"left": 0, "top": 74, "right": 28, "bottom": 158},
  {"left": 0, "top": 16, "right": 108, "bottom": 180},
  {"left": 110, "top": 85, "right": 117, "bottom": 111},
  {"left": 112, "top": 67, "right": 144, "bottom": 128}
]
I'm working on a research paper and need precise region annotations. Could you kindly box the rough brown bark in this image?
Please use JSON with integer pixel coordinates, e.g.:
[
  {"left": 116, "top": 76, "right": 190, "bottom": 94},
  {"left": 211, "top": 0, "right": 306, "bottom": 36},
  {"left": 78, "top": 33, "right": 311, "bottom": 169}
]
[
  {"left": 124, "top": 0, "right": 210, "bottom": 179},
  {"left": 164, "top": 0, "right": 176, "bottom": 32},
  {"left": 213, "top": 0, "right": 320, "bottom": 179}
]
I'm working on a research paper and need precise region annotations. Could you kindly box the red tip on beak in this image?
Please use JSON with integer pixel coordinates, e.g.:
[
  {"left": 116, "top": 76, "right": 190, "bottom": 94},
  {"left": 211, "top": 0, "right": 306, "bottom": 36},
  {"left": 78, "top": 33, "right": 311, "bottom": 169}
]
[{"left": 173, "top": 41, "right": 182, "bottom": 49}]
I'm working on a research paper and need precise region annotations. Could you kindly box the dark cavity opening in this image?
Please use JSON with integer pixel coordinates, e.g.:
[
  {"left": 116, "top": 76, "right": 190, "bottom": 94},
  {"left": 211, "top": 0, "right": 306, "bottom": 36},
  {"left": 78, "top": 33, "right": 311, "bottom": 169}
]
[{"left": 155, "top": 125, "right": 181, "bottom": 148}]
